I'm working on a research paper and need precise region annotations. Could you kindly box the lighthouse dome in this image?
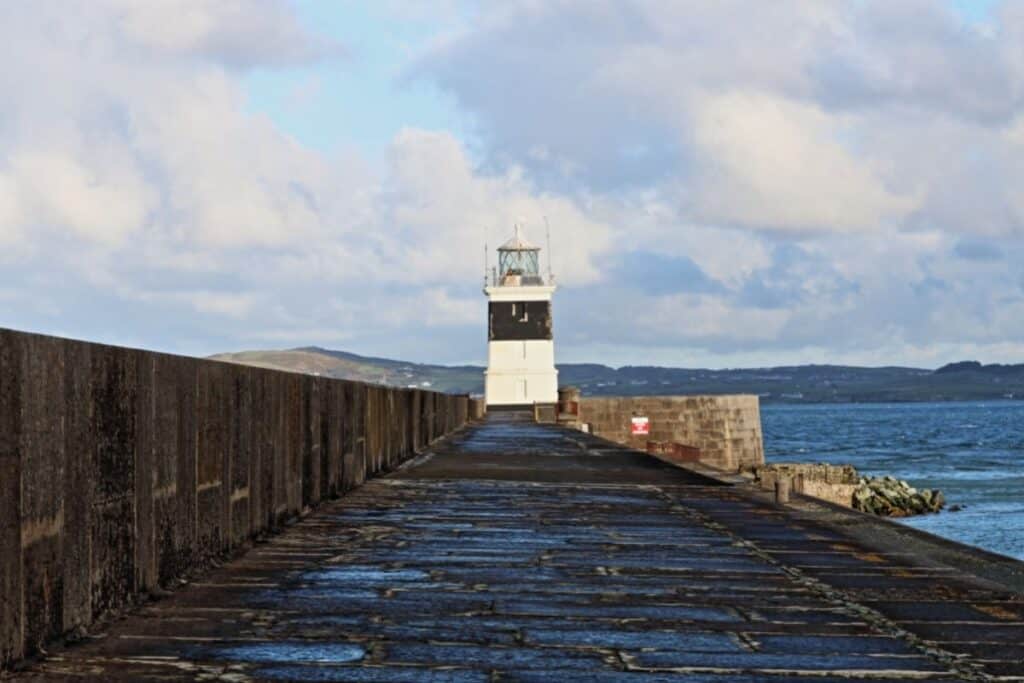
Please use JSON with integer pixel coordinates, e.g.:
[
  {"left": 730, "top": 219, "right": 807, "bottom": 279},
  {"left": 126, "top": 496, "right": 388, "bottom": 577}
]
[{"left": 498, "top": 234, "right": 540, "bottom": 251}]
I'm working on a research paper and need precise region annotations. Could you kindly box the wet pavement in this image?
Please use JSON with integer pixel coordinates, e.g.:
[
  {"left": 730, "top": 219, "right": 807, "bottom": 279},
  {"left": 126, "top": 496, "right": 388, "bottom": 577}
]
[{"left": 15, "top": 414, "right": 1024, "bottom": 681}]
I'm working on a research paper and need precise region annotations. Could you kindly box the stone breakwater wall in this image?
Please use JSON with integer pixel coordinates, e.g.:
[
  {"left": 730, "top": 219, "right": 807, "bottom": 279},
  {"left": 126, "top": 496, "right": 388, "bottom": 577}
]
[
  {"left": 749, "top": 464, "right": 945, "bottom": 516},
  {"left": 579, "top": 395, "right": 764, "bottom": 471},
  {"left": 0, "top": 328, "right": 476, "bottom": 668},
  {"left": 751, "top": 463, "right": 859, "bottom": 508}
]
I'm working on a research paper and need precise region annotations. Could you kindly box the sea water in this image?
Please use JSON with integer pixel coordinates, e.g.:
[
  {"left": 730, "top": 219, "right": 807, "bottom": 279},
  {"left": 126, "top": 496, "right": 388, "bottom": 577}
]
[{"left": 762, "top": 401, "right": 1024, "bottom": 560}]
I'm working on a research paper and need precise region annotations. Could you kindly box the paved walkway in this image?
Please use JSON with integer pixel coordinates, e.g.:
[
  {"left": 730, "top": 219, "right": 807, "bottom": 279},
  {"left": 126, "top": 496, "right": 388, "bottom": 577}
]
[{"left": 17, "top": 415, "right": 1024, "bottom": 681}]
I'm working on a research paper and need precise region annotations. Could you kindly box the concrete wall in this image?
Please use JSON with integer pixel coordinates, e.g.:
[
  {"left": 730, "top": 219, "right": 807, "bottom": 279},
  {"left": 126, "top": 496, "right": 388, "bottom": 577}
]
[
  {"left": 752, "top": 463, "right": 859, "bottom": 508},
  {"left": 0, "top": 327, "right": 473, "bottom": 669},
  {"left": 580, "top": 395, "right": 764, "bottom": 471}
]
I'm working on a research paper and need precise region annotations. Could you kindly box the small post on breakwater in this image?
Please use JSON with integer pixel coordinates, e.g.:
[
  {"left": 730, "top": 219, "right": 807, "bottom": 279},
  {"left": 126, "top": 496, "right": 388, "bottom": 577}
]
[{"left": 775, "top": 476, "right": 792, "bottom": 504}]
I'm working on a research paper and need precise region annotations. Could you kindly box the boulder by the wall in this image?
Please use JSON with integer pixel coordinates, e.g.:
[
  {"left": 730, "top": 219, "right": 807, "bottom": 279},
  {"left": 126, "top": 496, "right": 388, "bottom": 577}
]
[{"left": 852, "top": 476, "right": 944, "bottom": 517}]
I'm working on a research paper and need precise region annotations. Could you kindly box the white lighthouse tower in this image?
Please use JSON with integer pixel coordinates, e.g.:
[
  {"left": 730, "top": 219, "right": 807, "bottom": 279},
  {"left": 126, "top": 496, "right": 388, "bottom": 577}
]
[{"left": 484, "top": 226, "right": 558, "bottom": 407}]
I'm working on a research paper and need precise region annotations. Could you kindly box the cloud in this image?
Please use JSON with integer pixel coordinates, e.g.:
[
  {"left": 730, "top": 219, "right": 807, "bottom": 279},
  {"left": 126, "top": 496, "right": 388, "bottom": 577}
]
[
  {"left": 8, "top": 151, "right": 156, "bottom": 245},
  {"left": 808, "top": 0, "right": 1019, "bottom": 124},
  {"left": 411, "top": 1, "right": 1024, "bottom": 236},
  {"left": 106, "top": 0, "right": 344, "bottom": 66},
  {"left": 736, "top": 244, "right": 859, "bottom": 311},
  {"left": 0, "top": 2, "right": 342, "bottom": 250},
  {"left": 380, "top": 128, "right": 613, "bottom": 286},
  {"left": 687, "top": 91, "right": 918, "bottom": 232},
  {"left": 611, "top": 251, "right": 724, "bottom": 296}
]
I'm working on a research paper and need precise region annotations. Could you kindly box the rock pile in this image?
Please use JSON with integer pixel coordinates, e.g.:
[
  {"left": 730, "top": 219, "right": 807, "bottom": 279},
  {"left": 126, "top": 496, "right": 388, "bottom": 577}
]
[{"left": 852, "top": 476, "right": 944, "bottom": 517}]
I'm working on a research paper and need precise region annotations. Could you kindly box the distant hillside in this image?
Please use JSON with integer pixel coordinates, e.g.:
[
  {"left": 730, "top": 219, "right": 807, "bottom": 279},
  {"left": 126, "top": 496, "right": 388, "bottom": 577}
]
[
  {"left": 210, "top": 348, "right": 1024, "bottom": 403},
  {"left": 210, "top": 347, "right": 483, "bottom": 394}
]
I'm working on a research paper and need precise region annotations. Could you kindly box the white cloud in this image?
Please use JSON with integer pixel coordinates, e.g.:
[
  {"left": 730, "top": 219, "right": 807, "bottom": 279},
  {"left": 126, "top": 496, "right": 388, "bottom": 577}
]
[
  {"left": 688, "top": 91, "right": 920, "bottom": 233},
  {"left": 411, "top": 0, "right": 1024, "bottom": 237},
  {"left": 650, "top": 294, "right": 789, "bottom": 342},
  {"left": 379, "top": 128, "right": 613, "bottom": 286},
  {"left": 106, "top": 0, "right": 343, "bottom": 66},
  {"left": 0, "top": 3, "right": 339, "bottom": 250},
  {"left": 8, "top": 151, "right": 155, "bottom": 245},
  {"left": 187, "top": 291, "right": 258, "bottom": 318}
]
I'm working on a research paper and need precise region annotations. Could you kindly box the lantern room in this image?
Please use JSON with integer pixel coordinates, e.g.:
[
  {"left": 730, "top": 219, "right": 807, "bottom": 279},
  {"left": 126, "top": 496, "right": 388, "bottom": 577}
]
[{"left": 495, "top": 228, "right": 546, "bottom": 286}]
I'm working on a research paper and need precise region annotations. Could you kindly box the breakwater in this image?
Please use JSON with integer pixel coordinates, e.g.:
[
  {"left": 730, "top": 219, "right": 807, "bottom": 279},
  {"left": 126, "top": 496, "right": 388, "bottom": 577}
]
[
  {"left": 13, "top": 415, "right": 1024, "bottom": 680},
  {"left": 0, "top": 327, "right": 478, "bottom": 668}
]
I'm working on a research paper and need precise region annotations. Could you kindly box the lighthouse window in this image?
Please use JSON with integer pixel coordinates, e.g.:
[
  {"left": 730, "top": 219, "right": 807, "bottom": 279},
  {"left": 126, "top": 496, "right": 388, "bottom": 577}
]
[{"left": 498, "top": 249, "right": 540, "bottom": 276}]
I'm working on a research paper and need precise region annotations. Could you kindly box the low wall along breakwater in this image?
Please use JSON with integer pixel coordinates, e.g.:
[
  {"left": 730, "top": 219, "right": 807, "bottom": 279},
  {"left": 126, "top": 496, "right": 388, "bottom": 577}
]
[
  {"left": 0, "top": 327, "right": 480, "bottom": 669},
  {"left": 579, "top": 395, "right": 765, "bottom": 471},
  {"left": 750, "top": 463, "right": 945, "bottom": 516}
]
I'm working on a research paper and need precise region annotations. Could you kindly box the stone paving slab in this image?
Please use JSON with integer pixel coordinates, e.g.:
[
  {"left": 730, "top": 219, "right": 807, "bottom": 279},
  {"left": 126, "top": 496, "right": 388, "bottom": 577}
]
[{"left": 12, "top": 415, "right": 1024, "bottom": 681}]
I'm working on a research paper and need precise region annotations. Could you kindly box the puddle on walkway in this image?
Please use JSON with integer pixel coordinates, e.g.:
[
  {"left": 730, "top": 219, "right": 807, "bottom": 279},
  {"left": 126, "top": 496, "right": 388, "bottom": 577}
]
[
  {"left": 209, "top": 641, "right": 366, "bottom": 664},
  {"left": 303, "top": 567, "right": 430, "bottom": 583}
]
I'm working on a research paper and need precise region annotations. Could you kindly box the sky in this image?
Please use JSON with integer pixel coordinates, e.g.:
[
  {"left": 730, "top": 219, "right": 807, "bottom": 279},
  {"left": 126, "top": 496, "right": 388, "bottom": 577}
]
[{"left": 2, "top": 0, "right": 1024, "bottom": 369}]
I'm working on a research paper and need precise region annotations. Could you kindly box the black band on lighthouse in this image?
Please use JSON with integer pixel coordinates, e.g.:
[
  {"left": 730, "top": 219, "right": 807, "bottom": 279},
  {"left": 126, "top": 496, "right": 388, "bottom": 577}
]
[{"left": 488, "top": 301, "right": 552, "bottom": 341}]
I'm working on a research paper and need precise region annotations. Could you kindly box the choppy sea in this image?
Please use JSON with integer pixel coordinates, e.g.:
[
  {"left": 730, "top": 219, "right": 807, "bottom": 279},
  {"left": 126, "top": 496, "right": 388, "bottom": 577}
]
[{"left": 762, "top": 401, "right": 1024, "bottom": 560}]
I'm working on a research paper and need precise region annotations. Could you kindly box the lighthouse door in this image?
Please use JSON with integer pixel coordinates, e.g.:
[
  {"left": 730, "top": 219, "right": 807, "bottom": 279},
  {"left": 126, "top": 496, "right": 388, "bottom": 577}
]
[{"left": 515, "top": 379, "right": 528, "bottom": 401}]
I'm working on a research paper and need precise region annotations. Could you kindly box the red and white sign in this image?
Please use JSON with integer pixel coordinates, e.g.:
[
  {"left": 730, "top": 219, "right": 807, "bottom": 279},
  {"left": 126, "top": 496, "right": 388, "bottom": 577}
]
[{"left": 630, "top": 416, "right": 650, "bottom": 435}]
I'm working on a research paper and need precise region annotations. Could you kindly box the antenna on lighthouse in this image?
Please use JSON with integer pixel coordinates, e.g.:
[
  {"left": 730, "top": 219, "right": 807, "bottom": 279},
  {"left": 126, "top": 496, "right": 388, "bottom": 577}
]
[{"left": 544, "top": 215, "right": 554, "bottom": 283}]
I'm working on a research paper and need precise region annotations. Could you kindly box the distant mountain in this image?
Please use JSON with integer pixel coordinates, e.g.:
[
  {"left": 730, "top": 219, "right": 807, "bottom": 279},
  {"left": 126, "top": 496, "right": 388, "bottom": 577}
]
[
  {"left": 210, "top": 348, "right": 1024, "bottom": 403},
  {"left": 935, "top": 360, "right": 1024, "bottom": 375},
  {"left": 210, "top": 347, "right": 484, "bottom": 394}
]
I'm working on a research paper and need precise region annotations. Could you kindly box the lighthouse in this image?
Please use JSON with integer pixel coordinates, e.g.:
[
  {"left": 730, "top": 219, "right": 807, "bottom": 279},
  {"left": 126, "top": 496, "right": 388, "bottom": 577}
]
[{"left": 484, "top": 227, "right": 558, "bottom": 407}]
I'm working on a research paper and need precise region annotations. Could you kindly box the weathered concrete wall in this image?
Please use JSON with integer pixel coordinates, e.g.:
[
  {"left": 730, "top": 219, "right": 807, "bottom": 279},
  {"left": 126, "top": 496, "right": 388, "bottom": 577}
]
[
  {"left": 580, "top": 395, "right": 764, "bottom": 471},
  {"left": 0, "top": 327, "right": 473, "bottom": 669},
  {"left": 751, "top": 463, "right": 859, "bottom": 508}
]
